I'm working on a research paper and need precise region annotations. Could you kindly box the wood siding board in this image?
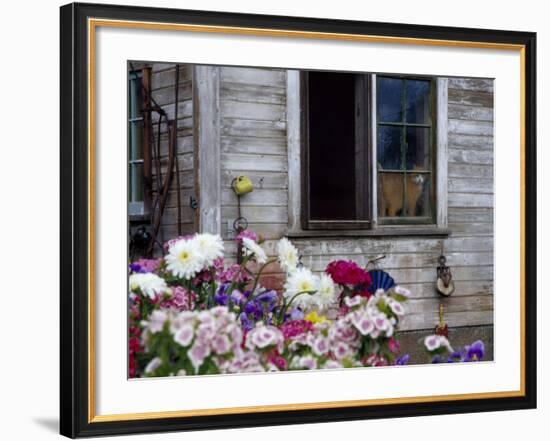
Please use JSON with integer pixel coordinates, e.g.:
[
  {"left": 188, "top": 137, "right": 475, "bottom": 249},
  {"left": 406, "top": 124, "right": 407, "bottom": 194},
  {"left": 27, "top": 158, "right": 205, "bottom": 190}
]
[
  {"left": 448, "top": 88, "right": 494, "bottom": 107},
  {"left": 221, "top": 81, "right": 286, "bottom": 105},
  {"left": 448, "top": 133, "right": 494, "bottom": 150},
  {"left": 221, "top": 136, "right": 286, "bottom": 155},
  {"left": 221, "top": 67, "right": 286, "bottom": 87},
  {"left": 221, "top": 153, "right": 288, "bottom": 172},
  {"left": 221, "top": 117, "right": 287, "bottom": 138},
  {"left": 194, "top": 65, "right": 221, "bottom": 234},
  {"left": 447, "top": 78, "right": 494, "bottom": 93},
  {"left": 448, "top": 119, "right": 494, "bottom": 137}
]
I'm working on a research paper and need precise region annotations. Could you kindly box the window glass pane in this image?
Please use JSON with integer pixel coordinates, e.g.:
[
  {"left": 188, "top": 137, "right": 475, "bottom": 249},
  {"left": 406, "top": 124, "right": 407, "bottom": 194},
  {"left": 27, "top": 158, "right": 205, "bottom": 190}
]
[
  {"left": 378, "top": 172, "right": 405, "bottom": 217},
  {"left": 129, "top": 162, "right": 144, "bottom": 202},
  {"left": 405, "top": 173, "right": 430, "bottom": 216},
  {"left": 405, "top": 127, "right": 430, "bottom": 170},
  {"left": 377, "top": 77, "right": 403, "bottom": 122},
  {"left": 308, "top": 71, "right": 358, "bottom": 220},
  {"left": 405, "top": 80, "right": 430, "bottom": 124},
  {"left": 129, "top": 76, "right": 142, "bottom": 119},
  {"left": 377, "top": 125, "right": 403, "bottom": 170},
  {"left": 129, "top": 120, "right": 143, "bottom": 161}
]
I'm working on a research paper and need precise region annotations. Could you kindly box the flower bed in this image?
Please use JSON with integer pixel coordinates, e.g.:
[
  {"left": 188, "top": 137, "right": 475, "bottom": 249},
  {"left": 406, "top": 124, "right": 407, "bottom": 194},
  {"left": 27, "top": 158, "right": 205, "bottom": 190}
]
[{"left": 129, "top": 232, "right": 484, "bottom": 377}]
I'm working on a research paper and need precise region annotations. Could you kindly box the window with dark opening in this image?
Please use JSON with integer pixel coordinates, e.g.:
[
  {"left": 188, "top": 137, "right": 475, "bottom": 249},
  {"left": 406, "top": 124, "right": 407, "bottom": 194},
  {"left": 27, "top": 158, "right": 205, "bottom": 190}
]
[{"left": 305, "top": 71, "right": 370, "bottom": 229}]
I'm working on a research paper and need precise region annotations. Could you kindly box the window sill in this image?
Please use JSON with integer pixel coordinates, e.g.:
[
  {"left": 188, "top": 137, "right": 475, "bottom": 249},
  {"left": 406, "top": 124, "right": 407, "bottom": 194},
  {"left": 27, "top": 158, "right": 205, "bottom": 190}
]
[{"left": 285, "top": 226, "right": 451, "bottom": 239}]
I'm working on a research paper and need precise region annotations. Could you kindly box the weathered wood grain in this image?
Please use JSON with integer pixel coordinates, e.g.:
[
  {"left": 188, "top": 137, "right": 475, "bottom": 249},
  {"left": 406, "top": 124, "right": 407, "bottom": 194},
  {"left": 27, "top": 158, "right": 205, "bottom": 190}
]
[
  {"left": 400, "top": 310, "right": 493, "bottom": 331},
  {"left": 448, "top": 192, "right": 493, "bottom": 208},
  {"left": 448, "top": 177, "right": 493, "bottom": 194},
  {"left": 448, "top": 163, "right": 494, "bottom": 179},
  {"left": 448, "top": 78, "right": 494, "bottom": 93},
  {"left": 448, "top": 119, "right": 494, "bottom": 137},
  {"left": 448, "top": 104, "right": 493, "bottom": 122},
  {"left": 448, "top": 133, "right": 493, "bottom": 150},
  {"left": 448, "top": 88, "right": 494, "bottom": 107},
  {"left": 221, "top": 188, "right": 288, "bottom": 207},
  {"left": 221, "top": 136, "right": 286, "bottom": 155},
  {"left": 221, "top": 100, "right": 286, "bottom": 122},
  {"left": 221, "top": 81, "right": 286, "bottom": 105},
  {"left": 221, "top": 152, "right": 288, "bottom": 172},
  {"left": 221, "top": 67, "right": 286, "bottom": 87},
  {"left": 221, "top": 117, "right": 286, "bottom": 138},
  {"left": 448, "top": 208, "right": 493, "bottom": 223}
]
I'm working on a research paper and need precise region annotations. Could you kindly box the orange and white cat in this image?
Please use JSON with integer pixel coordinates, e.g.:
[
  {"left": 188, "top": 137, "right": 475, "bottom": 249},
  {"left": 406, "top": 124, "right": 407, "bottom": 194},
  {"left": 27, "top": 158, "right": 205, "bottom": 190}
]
[{"left": 379, "top": 168, "right": 427, "bottom": 217}]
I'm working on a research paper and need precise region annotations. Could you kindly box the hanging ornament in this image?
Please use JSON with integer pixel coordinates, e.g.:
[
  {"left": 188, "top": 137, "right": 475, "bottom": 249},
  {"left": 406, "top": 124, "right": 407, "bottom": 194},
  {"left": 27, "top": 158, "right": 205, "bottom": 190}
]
[{"left": 436, "top": 254, "right": 455, "bottom": 296}]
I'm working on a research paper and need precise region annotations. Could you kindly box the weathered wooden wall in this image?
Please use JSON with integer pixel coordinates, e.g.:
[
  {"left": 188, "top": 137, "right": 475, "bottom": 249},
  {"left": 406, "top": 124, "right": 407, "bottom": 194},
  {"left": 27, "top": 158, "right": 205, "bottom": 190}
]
[
  {"left": 150, "top": 63, "right": 196, "bottom": 242},
  {"left": 218, "top": 67, "right": 289, "bottom": 239},
  {"left": 147, "top": 64, "right": 494, "bottom": 334},
  {"left": 216, "top": 68, "right": 494, "bottom": 333}
]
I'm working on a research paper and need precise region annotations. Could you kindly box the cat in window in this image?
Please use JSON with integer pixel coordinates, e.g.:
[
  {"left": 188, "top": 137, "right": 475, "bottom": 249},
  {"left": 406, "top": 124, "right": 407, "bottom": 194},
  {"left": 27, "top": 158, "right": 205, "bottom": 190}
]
[{"left": 379, "top": 167, "right": 427, "bottom": 217}]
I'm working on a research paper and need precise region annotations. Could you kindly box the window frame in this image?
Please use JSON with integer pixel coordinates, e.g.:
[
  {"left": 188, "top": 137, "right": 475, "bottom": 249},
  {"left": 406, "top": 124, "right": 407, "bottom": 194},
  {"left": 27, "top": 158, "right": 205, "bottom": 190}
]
[
  {"left": 128, "top": 66, "right": 152, "bottom": 221},
  {"left": 375, "top": 74, "right": 436, "bottom": 226},
  {"left": 287, "top": 70, "right": 449, "bottom": 236}
]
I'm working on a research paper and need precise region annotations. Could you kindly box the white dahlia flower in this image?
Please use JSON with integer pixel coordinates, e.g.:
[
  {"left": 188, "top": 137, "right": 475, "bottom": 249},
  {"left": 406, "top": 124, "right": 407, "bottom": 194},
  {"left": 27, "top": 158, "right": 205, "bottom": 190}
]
[
  {"left": 283, "top": 267, "right": 319, "bottom": 308},
  {"left": 129, "top": 272, "right": 168, "bottom": 298},
  {"left": 193, "top": 233, "right": 224, "bottom": 266},
  {"left": 276, "top": 237, "right": 299, "bottom": 273},
  {"left": 165, "top": 238, "right": 204, "bottom": 279},
  {"left": 241, "top": 237, "right": 268, "bottom": 264}
]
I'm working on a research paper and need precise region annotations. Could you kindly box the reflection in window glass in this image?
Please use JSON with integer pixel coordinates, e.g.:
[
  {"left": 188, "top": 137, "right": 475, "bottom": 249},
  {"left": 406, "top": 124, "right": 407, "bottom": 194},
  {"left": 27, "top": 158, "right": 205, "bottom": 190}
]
[
  {"left": 377, "top": 125, "right": 403, "bottom": 170},
  {"left": 405, "top": 80, "right": 431, "bottom": 123},
  {"left": 406, "top": 127, "right": 430, "bottom": 170},
  {"left": 377, "top": 77, "right": 403, "bottom": 122}
]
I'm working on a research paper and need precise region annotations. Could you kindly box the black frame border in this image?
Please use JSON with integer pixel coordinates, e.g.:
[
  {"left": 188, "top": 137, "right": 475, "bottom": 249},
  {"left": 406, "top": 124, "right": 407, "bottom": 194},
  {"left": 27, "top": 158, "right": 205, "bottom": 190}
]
[{"left": 60, "top": 2, "right": 537, "bottom": 438}]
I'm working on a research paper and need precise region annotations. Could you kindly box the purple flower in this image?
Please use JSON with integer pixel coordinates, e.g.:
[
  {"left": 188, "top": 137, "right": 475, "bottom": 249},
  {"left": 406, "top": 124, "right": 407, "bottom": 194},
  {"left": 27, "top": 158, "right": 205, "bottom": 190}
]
[
  {"left": 395, "top": 354, "right": 410, "bottom": 365},
  {"left": 129, "top": 263, "right": 144, "bottom": 274},
  {"left": 240, "top": 313, "right": 254, "bottom": 331},
  {"left": 255, "top": 290, "right": 277, "bottom": 310},
  {"left": 289, "top": 308, "right": 304, "bottom": 321},
  {"left": 464, "top": 340, "right": 485, "bottom": 362},
  {"left": 214, "top": 283, "right": 230, "bottom": 305}
]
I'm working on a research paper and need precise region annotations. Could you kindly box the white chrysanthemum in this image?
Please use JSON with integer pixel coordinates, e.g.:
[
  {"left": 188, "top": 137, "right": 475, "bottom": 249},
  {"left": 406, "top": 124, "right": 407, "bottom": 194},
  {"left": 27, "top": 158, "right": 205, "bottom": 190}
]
[
  {"left": 283, "top": 267, "right": 319, "bottom": 308},
  {"left": 165, "top": 238, "right": 204, "bottom": 279},
  {"left": 314, "top": 273, "right": 336, "bottom": 310},
  {"left": 193, "top": 233, "right": 224, "bottom": 266},
  {"left": 277, "top": 237, "right": 299, "bottom": 273},
  {"left": 129, "top": 273, "right": 167, "bottom": 298},
  {"left": 241, "top": 237, "right": 267, "bottom": 264}
]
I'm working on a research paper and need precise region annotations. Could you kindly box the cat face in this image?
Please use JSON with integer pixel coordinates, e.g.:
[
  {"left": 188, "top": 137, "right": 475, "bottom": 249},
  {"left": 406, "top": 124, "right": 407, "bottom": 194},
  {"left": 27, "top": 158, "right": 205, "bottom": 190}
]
[{"left": 411, "top": 174, "right": 426, "bottom": 186}]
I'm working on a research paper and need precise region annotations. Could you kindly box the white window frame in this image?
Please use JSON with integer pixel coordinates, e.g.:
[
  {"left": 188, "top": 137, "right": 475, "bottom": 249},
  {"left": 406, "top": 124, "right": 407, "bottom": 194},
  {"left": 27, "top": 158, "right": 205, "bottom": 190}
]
[{"left": 286, "top": 71, "right": 448, "bottom": 236}]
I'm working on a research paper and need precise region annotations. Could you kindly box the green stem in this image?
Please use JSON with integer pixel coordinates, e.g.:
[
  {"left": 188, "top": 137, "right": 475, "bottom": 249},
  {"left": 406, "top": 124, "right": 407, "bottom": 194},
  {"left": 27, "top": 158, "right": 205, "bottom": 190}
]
[
  {"left": 249, "top": 258, "right": 277, "bottom": 296},
  {"left": 279, "top": 290, "right": 316, "bottom": 323}
]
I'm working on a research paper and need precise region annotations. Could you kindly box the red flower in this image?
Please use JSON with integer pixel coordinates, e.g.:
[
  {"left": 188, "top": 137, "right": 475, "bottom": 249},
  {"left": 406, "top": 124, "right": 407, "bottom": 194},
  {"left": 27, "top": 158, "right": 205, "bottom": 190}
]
[{"left": 325, "top": 260, "right": 372, "bottom": 287}]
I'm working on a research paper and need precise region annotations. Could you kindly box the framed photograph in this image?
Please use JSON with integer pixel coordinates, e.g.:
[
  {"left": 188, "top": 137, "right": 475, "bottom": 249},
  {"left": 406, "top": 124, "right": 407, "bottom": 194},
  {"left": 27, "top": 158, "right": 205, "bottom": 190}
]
[{"left": 60, "top": 2, "right": 537, "bottom": 438}]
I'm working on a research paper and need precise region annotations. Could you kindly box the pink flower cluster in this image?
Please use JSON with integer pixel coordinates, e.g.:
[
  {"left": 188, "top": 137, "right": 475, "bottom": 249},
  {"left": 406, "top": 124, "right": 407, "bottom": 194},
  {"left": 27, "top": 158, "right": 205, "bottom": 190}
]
[
  {"left": 158, "top": 286, "right": 196, "bottom": 311},
  {"left": 235, "top": 229, "right": 258, "bottom": 243},
  {"left": 325, "top": 260, "right": 372, "bottom": 287}
]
